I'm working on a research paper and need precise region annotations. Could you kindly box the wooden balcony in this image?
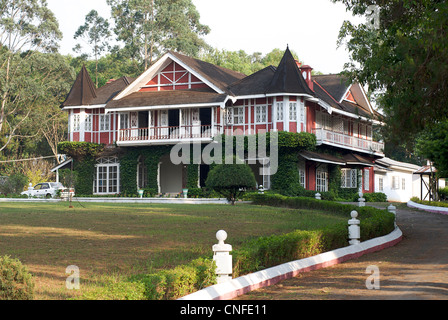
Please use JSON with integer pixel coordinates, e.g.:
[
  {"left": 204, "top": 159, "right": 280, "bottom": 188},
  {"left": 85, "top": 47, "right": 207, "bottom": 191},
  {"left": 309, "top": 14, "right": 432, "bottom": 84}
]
[
  {"left": 313, "top": 127, "right": 384, "bottom": 155},
  {"left": 117, "top": 125, "right": 221, "bottom": 146}
]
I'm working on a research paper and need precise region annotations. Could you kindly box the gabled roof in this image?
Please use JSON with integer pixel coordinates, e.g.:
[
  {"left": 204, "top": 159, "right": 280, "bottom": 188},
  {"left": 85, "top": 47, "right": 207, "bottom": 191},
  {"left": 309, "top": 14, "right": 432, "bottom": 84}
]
[
  {"left": 169, "top": 51, "right": 246, "bottom": 94},
  {"left": 266, "top": 47, "right": 315, "bottom": 96}
]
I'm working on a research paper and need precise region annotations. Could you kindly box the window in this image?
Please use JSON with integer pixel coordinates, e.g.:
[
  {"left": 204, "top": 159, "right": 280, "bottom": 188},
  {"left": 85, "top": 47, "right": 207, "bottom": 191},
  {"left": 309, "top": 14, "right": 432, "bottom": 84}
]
[
  {"left": 120, "top": 113, "right": 129, "bottom": 129},
  {"left": 402, "top": 178, "right": 406, "bottom": 190},
  {"left": 289, "top": 103, "right": 297, "bottom": 121},
  {"left": 73, "top": 114, "right": 80, "bottom": 132},
  {"left": 299, "top": 101, "right": 306, "bottom": 129},
  {"left": 378, "top": 177, "right": 384, "bottom": 191},
  {"left": 100, "top": 114, "right": 110, "bottom": 131},
  {"left": 364, "top": 168, "right": 370, "bottom": 191},
  {"left": 85, "top": 114, "right": 92, "bottom": 131},
  {"left": 299, "top": 161, "right": 306, "bottom": 188},
  {"left": 316, "top": 169, "right": 328, "bottom": 192},
  {"left": 94, "top": 157, "right": 120, "bottom": 194},
  {"left": 137, "top": 157, "right": 148, "bottom": 189},
  {"left": 341, "top": 169, "right": 357, "bottom": 188},
  {"left": 255, "top": 105, "right": 267, "bottom": 123},
  {"left": 226, "top": 108, "right": 234, "bottom": 125},
  {"left": 392, "top": 176, "right": 400, "bottom": 190},
  {"left": 276, "top": 103, "right": 284, "bottom": 121},
  {"left": 233, "top": 107, "right": 244, "bottom": 125}
]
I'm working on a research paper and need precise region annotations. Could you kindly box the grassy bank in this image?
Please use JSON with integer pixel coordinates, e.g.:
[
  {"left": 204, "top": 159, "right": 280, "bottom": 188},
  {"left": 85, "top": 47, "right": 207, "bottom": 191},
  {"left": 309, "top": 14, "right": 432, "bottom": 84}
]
[{"left": 0, "top": 201, "right": 347, "bottom": 299}]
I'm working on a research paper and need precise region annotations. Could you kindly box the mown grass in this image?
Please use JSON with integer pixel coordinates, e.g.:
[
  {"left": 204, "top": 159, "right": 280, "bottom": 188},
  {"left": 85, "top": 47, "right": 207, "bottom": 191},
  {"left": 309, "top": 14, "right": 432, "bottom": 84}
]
[{"left": 0, "top": 201, "right": 348, "bottom": 300}]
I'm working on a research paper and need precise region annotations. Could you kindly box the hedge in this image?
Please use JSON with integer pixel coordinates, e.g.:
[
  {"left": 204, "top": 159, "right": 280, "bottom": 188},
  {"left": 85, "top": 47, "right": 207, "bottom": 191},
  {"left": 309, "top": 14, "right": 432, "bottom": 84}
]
[{"left": 233, "top": 193, "right": 396, "bottom": 276}]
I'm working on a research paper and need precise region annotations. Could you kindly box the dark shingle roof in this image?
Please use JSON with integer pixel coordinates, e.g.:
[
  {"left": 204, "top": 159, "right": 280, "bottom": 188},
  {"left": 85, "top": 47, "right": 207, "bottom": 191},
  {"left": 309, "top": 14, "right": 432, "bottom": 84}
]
[
  {"left": 61, "top": 66, "right": 134, "bottom": 108},
  {"left": 266, "top": 47, "right": 314, "bottom": 96},
  {"left": 227, "top": 66, "right": 277, "bottom": 96},
  {"left": 106, "top": 88, "right": 228, "bottom": 109},
  {"left": 169, "top": 51, "right": 246, "bottom": 94}
]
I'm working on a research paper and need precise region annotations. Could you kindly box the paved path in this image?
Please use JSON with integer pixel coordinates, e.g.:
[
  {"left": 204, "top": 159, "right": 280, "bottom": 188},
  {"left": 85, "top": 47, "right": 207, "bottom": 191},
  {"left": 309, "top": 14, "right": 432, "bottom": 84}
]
[{"left": 237, "top": 204, "right": 448, "bottom": 300}]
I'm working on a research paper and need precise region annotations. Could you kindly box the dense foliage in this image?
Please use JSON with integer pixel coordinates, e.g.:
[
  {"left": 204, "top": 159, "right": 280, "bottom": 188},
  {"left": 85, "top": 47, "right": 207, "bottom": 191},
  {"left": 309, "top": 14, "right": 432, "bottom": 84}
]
[
  {"left": 0, "top": 255, "right": 35, "bottom": 300},
  {"left": 205, "top": 162, "right": 257, "bottom": 205}
]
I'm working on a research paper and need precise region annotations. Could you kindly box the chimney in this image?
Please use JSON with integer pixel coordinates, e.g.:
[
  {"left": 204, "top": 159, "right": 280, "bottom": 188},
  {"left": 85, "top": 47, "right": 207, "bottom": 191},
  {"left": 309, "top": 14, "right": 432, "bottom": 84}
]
[{"left": 300, "top": 65, "right": 313, "bottom": 91}]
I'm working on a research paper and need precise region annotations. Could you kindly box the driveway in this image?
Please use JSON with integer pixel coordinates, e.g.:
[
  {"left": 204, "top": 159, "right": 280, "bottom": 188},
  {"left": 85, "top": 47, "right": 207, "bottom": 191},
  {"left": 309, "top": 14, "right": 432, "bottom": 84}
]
[{"left": 237, "top": 204, "right": 448, "bottom": 300}]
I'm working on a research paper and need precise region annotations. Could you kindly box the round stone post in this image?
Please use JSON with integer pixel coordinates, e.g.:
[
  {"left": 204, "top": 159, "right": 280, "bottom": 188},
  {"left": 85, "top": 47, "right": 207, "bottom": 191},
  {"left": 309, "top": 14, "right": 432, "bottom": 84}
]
[
  {"left": 212, "top": 230, "right": 233, "bottom": 284},
  {"left": 358, "top": 192, "right": 365, "bottom": 207},
  {"left": 388, "top": 204, "right": 397, "bottom": 228},
  {"left": 348, "top": 210, "right": 361, "bottom": 245}
]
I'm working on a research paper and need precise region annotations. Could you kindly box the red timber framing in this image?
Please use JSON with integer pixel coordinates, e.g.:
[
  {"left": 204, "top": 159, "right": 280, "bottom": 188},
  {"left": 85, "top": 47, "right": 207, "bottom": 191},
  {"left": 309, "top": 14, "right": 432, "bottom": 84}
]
[{"left": 140, "top": 61, "right": 208, "bottom": 92}]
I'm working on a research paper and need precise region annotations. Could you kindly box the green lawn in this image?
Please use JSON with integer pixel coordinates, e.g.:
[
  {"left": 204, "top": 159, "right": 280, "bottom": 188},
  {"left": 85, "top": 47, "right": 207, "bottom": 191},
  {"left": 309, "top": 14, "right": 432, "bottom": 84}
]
[{"left": 0, "top": 201, "right": 347, "bottom": 300}]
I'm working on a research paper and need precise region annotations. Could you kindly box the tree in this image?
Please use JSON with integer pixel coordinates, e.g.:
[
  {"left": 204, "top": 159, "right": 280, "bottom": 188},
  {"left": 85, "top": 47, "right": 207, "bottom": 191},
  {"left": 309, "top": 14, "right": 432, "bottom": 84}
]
[
  {"left": 205, "top": 163, "right": 257, "bottom": 205},
  {"left": 0, "top": 0, "right": 64, "bottom": 152},
  {"left": 415, "top": 121, "right": 448, "bottom": 178},
  {"left": 74, "top": 10, "right": 112, "bottom": 88},
  {"left": 107, "top": 0, "right": 210, "bottom": 69},
  {"left": 333, "top": 0, "right": 448, "bottom": 147}
]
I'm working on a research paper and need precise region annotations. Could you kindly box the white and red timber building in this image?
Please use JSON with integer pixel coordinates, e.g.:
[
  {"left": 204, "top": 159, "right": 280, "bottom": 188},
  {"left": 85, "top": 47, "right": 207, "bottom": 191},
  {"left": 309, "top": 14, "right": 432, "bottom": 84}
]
[{"left": 59, "top": 48, "right": 387, "bottom": 196}]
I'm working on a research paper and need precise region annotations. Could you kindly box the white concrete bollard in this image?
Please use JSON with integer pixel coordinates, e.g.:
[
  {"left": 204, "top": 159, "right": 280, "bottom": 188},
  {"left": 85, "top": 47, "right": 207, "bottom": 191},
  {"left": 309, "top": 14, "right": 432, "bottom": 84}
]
[
  {"left": 358, "top": 192, "right": 365, "bottom": 207},
  {"left": 348, "top": 210, "right": 361, "bottom": 245},
  {"left": 212, "top": 230, "right": 233, "bottom": 284},
  {"left": 388, "top": 204, "right": 397, "bottom": 228},
  {"left": 315, "top": 193, "right": 321, "bottom": 200}
]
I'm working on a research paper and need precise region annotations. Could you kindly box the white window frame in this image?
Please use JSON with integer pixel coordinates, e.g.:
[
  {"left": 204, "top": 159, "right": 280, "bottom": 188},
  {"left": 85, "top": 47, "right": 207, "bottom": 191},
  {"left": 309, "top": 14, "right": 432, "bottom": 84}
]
[
  {"left": 289, "top": 102, "right": 297, "bottom": 121},
  {"left": 299, "top": 100, "right": 306, "bottom": 128},
  {"left": 233, "top": 107, "right": 244, "bottom": 125},
  {"left": 73, "top": 114, "right": 81, "bottom": 132},
  {"left": 85, "top": 114, "right": 92, "bottom": 131},
  {"left": 402, "top": 178, "right": 406, "bottom": 190},
  {"left": 378, "top": 176, "right": 384, "bottom": 191},
  {"left": 392, "top": 176, "right": 400, "bottom": 190},
  {"left": 364, "top": 168, "right": 370, "bottom": 191},
  {"left": 255, "top": 105, "right": 267, "bottom": 124},
  {"left": 299, "top": 161, "right": 306, "bottom": 188},
  {"left": 276, "top": 102, "right": 284, "bottom": 121},
  {"left": 94, "top": 157, "right": 120, "bottom": 195},
  {"left": 341, "top": 169, "right": 357, "bottom": 188},
  {"left": 100, "top": 114, "right": 110, "bottom": 132},
  {"left": 316, "top": 168, "right": 328, "bottom": 192},
  {"left": 120, "top": 113, "right": 129, "bottom": 129}
]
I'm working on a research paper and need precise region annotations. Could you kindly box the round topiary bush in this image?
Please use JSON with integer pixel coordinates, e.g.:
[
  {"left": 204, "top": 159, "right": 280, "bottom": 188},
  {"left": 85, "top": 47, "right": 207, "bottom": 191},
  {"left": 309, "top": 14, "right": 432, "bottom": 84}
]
[
  {"left": 0, "top": 255, "right": 35, "bottom": 300},
  {"left": 206, "top": 162, "right": 257, "bottom": 205}
]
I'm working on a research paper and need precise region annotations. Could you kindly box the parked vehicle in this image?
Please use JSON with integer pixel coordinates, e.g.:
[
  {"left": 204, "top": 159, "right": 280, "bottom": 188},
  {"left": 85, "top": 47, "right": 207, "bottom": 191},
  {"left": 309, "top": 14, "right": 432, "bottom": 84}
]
[{"left": 21, "top": 182, "right": 72, "bottom": 199}]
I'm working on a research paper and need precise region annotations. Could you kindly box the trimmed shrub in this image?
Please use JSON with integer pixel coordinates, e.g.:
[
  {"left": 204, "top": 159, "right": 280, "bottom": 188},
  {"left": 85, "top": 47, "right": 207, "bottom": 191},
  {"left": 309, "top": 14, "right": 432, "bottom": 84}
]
[
  {"left": 0, "top": 255, "right": 35, "bottom": 300},
  {"left": 206, "top": 163, "right": 257, "bottom": 204},
  {"left": 234, "top": 193, "right": 396, "bottom": 277},
  {"left": 364, "top": 192, "right": 388, "bottom": 202}
]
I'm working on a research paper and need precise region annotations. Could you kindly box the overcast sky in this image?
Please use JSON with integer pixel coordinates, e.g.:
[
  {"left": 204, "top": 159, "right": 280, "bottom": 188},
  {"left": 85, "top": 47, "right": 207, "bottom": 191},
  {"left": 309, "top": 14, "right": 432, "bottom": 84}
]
[{"left": 46, "top": 0, "right": 364, "bottom": 74}]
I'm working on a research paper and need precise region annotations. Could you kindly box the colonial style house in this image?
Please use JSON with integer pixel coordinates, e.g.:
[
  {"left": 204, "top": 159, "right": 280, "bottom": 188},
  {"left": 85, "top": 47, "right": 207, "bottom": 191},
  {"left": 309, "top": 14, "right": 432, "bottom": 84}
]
[{"left": 59, "top": 48, "right": 385, "bottom": 196}]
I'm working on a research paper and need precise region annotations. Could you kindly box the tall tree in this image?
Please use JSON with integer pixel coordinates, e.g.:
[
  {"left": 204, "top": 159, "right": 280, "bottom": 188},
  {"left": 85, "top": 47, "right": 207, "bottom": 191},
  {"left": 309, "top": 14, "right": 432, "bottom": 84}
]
[
  {"left": 333, "top": 0, "right": 448, "bottom": 147},
  {"left": 0, "top": 0, "right": 63, "bottom": 152},
  {"left": 74, "top": 10, "right": 112, "bottom": 88},
  {"left": 107, "top": 0, "right": 210, "bottom": 69}
]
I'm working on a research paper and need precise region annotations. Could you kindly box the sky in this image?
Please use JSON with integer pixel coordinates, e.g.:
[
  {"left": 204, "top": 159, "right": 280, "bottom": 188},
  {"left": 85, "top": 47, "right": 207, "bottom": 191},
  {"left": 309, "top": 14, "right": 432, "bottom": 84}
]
[{"left": 46, "top": 0, "right": 364, "bottom": 74}]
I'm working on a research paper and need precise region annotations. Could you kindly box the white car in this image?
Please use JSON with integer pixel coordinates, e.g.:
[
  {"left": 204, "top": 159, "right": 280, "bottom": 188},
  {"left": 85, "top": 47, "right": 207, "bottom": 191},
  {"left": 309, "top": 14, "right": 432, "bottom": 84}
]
[{"left": 21, "top": 182, "right": 66, "bottom": 198}]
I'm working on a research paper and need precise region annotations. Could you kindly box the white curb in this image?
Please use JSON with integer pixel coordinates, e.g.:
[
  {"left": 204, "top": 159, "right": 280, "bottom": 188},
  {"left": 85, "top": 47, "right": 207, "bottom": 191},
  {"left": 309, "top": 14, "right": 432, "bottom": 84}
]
[
  {"left": 407, "top": 200, "right": 448, "bottom": 215},
  {"left": 179, "top": 227, "right": 403, "bottom": 300}
]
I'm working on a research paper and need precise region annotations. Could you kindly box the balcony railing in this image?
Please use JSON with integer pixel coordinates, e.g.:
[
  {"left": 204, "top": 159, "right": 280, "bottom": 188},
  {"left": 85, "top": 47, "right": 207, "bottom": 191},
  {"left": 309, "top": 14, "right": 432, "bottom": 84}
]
[
  {"left": 118, "top": 125, "right": 221, "bottom": 144},
  {"left": 313, "top": 128, "right": 384, "bottom": 154}
]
